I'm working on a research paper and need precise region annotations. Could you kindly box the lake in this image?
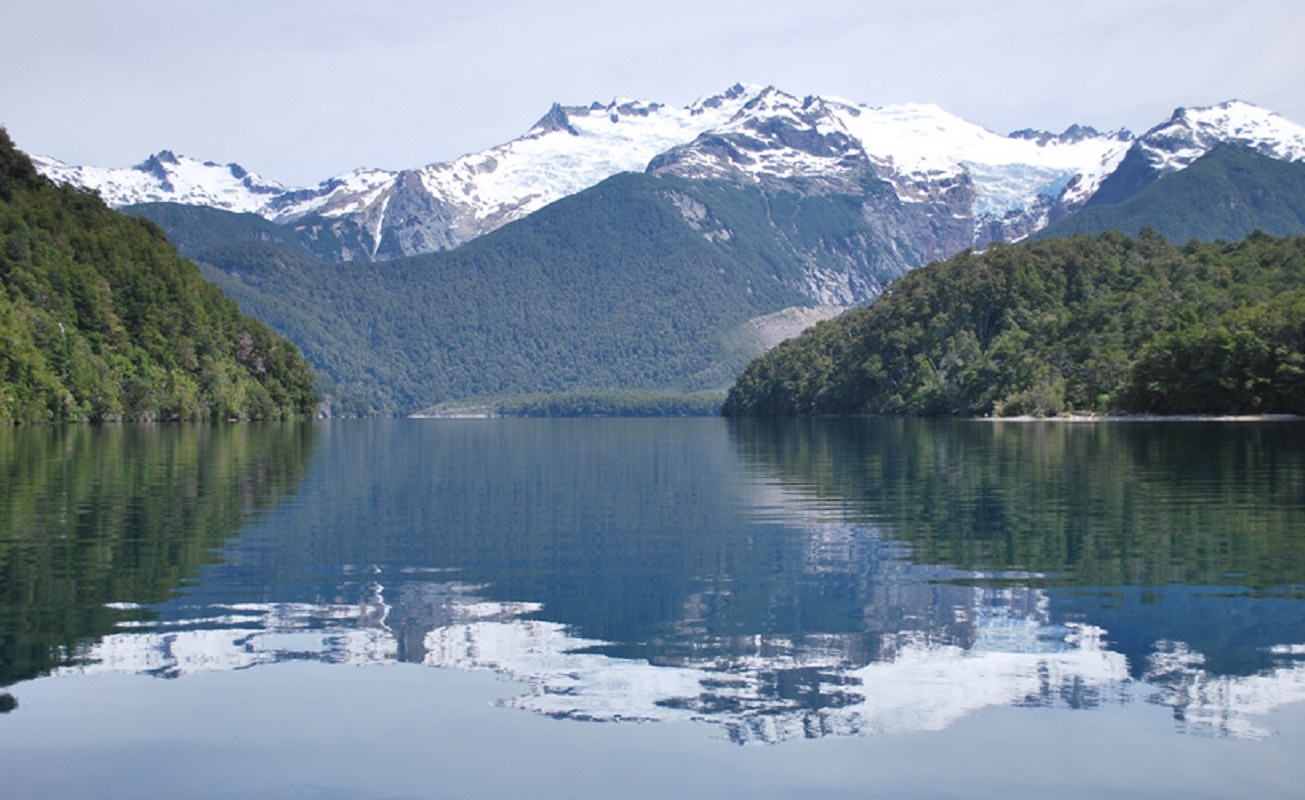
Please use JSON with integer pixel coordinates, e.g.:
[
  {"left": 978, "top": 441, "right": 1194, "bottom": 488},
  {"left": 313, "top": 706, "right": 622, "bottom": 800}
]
[{"left": 1, "top": 418, "right": 1303, "bottom": 799}]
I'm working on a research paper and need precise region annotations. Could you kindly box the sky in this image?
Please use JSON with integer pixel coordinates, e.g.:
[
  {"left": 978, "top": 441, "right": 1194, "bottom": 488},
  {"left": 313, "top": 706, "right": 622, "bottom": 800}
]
[{"left": 3, "top": 0, "right": 1303, "bottom": 187}]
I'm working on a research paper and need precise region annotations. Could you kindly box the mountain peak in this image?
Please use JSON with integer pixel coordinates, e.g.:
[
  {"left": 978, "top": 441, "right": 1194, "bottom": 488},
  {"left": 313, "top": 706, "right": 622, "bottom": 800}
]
[
  {"left": 137, "top": 151, "right": 178, "bottom": 181},
  {"left": 531, "top": 102, "right": 580, "bottom": 137},
  {"left": 1140, "top": 99, "right": 1305, "bottom": 173},
  {"left": 691, "top": 82, "right": 758, "bottom": 114}
]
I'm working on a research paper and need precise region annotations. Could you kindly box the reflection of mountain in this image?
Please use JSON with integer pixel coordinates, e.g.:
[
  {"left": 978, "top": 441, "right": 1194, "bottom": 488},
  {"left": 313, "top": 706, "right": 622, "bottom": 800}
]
[
  {"left": 0, "top": 423, "right": 317, "bottom": 686},
  {"left": 56, "top": 561, "right": 1305, "bottom": 745},
  {"left": 730, "top": 419, "right": 1305, "bottom": 665},
  {"left": 16, "top": 419, "right": 1305, "bottom": 745},
  {"left": 1145, "top": 641, "right": 1305, "bottom": 740}
]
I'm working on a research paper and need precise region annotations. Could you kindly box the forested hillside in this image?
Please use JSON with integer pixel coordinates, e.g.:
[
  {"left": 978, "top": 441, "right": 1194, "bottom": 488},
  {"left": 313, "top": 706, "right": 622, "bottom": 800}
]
[
  {"left": 0, "top": 131, "right": 318, "bottom": 422},
  {"left": 139, "top": 174, "right": 824, "bottom": 415},
  {"left": 123, "top": 202, "right": 376, "bottom": 264},
  {"left": 723, "top": 231, "right": 1305, "bottom": 417}
]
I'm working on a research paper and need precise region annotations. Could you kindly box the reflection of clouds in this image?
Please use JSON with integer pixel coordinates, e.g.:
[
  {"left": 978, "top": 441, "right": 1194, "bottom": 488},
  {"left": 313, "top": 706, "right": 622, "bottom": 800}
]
[{"left": 55, "top": 577, "right": 1305, "bottom": 745}]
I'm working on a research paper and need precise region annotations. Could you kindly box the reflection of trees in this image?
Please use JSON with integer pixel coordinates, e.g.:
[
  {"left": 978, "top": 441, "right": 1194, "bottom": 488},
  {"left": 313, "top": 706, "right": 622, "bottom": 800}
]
[
  {"left": 727, "top": 418, "right": 1305, "bottom": 590},
  {"left": 221, "top": 420, "right": 932, "bottom": 663},
  {"left": 0, "top": 423, "right": 317, "bottom": 686}
]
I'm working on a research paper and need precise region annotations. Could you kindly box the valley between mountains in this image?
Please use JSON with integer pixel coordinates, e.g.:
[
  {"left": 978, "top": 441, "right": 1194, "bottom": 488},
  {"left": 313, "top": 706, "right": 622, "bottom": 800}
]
[{"left": 21, "top": 84, "right": 1305, "bottom": 417}]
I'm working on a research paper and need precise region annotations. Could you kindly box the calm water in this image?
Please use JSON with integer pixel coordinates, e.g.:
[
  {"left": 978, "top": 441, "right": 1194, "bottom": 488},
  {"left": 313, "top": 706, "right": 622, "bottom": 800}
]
[{"left": 1, "top": 418, "right": 1303, "bottom": 798}]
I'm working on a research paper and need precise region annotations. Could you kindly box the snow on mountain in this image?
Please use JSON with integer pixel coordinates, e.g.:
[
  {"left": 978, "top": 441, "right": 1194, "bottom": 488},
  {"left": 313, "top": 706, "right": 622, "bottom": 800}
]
[
  {"left": 30, "top": 150, "right": 289, "bottom": 213},
  {"left": 648, "top": 88, "right": 871, "bottom": 188},
  {"left": 29, "top": 84, "right": 766, "bottom": 259},
  {"left": 264, "top": 83, "right": 766, "bottom": 256},
  {"left": 780, "top": 91, "right": 1125, "bottom": 215},
  {"left": 28, "top": 89, "right": 1305, "bottom": 263},
  {"left": 1138, "top": 100, "right": 1305, "bottom": 173},
  {"left": 649, "top": 87, "right": 1135, "bottom": 242},
  {"left": 836, "top": 100, "right": 1132, "bottom": 217},
  {"left": 410, "top": 86, "right": 761, "bottom": 224}
]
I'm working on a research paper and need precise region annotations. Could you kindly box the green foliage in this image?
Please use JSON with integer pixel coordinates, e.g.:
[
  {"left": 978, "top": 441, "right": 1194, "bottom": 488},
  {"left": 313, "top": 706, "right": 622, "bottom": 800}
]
[
  {"left": 723, "top": 230, "right": 1305, "bottom": 416},
  {"left": 1128, "top": 288, "right": 1305, "bottom": 414},
  {"left": 0, "top": 422, "right": 317, "bottom": 684},
  {"left": 0, "top": 130, "right": 318, "bottom": 423},
  {"left": 125, "top": 202, "right": 377, "bottom": 264},
  {"left": 179, "top": 174, "right": 823, "bottom": 415}
]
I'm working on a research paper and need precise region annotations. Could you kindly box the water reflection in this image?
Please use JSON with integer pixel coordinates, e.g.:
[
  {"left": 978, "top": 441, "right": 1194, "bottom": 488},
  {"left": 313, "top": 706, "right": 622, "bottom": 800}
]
[
  {"left": 5, "top": 419, "right": 1305, "bottom": 745},
  {"left": 53, "top": 563, "right": 1305, "bottom": 744},
  {"left": 0, "top": 422, "right": 316, "bottom": 686}
]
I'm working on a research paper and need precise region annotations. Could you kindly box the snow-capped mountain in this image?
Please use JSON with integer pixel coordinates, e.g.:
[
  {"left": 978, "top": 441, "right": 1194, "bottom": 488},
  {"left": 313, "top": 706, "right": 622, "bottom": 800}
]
[
  {"left": 306, "top": 85, "right": 760, "bottom": 257},
  {"left": 30, "top": 149, "right": 289, "bottom": 212},
  {"left": 31, "top": 86, "right": 1305, "bottom": 275},
  {"left": 33, "top": 84, "right": 763, "bottom": 260},
  {"left": 1137, "top": 100, "right": 1305, "bottom": 173},
  {"left": 1080, "top": 99, "right": 1305, "bottom": 210},
  {"left": 648, "top": 87, "right": 1137, "bottom": 251}
]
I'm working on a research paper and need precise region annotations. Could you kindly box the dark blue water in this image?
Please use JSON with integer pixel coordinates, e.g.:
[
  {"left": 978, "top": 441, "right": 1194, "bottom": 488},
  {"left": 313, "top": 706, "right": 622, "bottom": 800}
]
[{"left": 1, "top": 418, "right": 1303, "bottom": 798}]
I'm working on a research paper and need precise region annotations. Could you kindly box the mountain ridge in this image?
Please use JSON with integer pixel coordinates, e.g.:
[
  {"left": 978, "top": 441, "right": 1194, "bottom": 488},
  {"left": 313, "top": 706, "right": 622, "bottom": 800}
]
[{"left": 35, "top": 87, "right": 1305, "bottom": 280}]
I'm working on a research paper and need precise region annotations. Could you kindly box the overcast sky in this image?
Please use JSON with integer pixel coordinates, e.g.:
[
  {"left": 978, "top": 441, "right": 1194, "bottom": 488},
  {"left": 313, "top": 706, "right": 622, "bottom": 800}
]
[{"left": 4, "top": 0, "right": 1302, "bottom": 186}]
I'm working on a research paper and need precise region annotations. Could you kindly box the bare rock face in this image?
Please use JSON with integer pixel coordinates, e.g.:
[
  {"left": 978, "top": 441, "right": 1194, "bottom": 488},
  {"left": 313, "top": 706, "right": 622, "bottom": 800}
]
[
  {"left": 370, "top": 171, "right": 466, "bottom": 259},
  {"left": 649, "top": 90, "right": 990, "bottom": 304}
]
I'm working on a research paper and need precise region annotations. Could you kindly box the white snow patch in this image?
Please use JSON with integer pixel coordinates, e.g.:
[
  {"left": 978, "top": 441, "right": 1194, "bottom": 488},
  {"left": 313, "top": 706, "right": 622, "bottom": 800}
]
[{"left": 1140, "top": 100, "right": 1305, "bottom": 173}]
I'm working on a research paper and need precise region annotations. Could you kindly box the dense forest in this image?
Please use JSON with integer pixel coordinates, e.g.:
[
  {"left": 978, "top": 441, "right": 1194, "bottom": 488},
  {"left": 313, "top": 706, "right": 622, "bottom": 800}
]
[
  {"left": 723, "top": 230, "right": 1305, "bottom": 416},
  {"left": 137, "top": 174, "right": 823, "bottom": 416},
  {"left": 0, "top": 131, "right": 318, "bottom": 422}
]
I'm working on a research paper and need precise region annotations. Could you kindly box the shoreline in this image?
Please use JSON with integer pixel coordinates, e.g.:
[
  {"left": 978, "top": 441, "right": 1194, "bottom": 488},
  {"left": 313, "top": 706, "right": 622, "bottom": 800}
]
[{"left": 981, "top": 413, "right": 1302, "bottom": 423}]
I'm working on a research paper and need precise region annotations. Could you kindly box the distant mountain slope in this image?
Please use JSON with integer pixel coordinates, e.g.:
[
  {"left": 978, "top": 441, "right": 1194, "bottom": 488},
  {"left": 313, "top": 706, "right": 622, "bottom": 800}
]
[
  {"left": 178, "top": 173, "right": 837, "bottom": 415},
  {"left": 722, "top": 231, "right": 1305, "bottom": 417},
  {"left": 122, "top": 202, "right": 378, "bottom": 264},
  {"left": 130, "top": 135, "right": 1305, "bottom": 416},
  {"left": 0, "top": 131, "right": 317, "bottom": 422},
  {"left": 1036, "top": 144, "right": 1305, "bottom": 242}
]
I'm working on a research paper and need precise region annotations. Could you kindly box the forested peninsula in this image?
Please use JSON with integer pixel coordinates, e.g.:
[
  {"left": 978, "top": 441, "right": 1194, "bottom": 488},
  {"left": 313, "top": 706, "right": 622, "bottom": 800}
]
[
  {"left": 0, "top": 131, "right": 317, "bottom": 423},
  {"left": 723, "top": 231, "right": 1305, "bottom": 417}
]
